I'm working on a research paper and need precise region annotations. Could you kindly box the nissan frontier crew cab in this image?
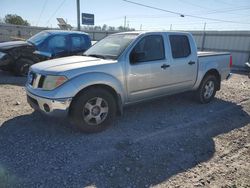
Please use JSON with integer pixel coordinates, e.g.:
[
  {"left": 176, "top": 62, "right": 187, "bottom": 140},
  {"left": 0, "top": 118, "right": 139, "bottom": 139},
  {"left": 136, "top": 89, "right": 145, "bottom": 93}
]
[{"left": 26, "top": 31, "right": 232, "bottom": 133}]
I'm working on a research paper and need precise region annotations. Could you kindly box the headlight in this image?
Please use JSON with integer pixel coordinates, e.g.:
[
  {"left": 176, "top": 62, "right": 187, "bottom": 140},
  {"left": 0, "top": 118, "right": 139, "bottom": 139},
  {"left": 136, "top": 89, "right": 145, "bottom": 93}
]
[
  {"left": 43, "top": 75, "right": 68, "bottom": 90},
  {"left": 0, "top": 52, "right": 7, "bottom": 59}
]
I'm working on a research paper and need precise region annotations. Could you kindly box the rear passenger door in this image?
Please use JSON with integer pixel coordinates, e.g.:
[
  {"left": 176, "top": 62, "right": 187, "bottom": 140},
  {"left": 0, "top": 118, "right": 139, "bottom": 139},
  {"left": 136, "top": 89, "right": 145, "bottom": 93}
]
[
  {"left": 70, "top": 34, "right": 89, "bottom": 55},
  {"left": 47, "top": 35, "right": 69, "bottom": 58},
  {"left": 169, "top": 34, "right": 198, "bottom": 89}
]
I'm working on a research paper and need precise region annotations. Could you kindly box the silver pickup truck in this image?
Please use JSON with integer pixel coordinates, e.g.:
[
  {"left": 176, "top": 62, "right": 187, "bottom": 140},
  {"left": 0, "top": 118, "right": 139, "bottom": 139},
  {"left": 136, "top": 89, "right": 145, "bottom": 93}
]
[{"left": 26, "top": 31, "right": 232, "bottom": 132}]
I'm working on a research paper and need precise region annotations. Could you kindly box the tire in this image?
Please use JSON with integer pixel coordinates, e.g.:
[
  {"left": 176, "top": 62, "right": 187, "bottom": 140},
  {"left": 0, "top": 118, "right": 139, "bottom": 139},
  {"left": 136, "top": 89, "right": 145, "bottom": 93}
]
[
  {"left": 14, "top": 58, "right": 34, "bottom": 76},
  {"left": 70, "top": 88, "right": 117, "bottom": 133},
  {"left": 196, "top": 75, "right": 218, "bottom": 104},
  {"left": 0, "top": 65, "right": 11, "bottom": 72}
]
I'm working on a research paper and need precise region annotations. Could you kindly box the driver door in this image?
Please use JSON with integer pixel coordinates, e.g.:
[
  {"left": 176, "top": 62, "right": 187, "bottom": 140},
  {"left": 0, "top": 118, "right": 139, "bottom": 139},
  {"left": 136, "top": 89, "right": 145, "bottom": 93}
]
[{"left": 126, "top": 34, "right": 171, "bottom": 102}]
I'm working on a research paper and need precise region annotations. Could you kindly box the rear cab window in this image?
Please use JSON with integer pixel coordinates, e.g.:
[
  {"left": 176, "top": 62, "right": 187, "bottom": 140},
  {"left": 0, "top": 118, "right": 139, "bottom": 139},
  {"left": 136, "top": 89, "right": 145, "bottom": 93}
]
[{"left": 169, "top": 35, "right": 191, "bottom": 58}]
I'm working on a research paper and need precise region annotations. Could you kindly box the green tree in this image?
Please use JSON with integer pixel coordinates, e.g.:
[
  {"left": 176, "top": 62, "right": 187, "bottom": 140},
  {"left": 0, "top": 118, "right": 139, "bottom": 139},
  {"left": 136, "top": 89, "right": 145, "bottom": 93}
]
[
  {"left": 94, "top": 26, "right": 101, "bottom": 31},
  {"left": 4, "top": 14, "right": 30, "bottom": 26},
  {"left": 102, "top": 24, "right": 107, "bottom": 31},
  {"left": 117, "top": 26, "right": 135, "bottom": 31},
  {"left": 108, "top": 26, "right": 115, "bottom": 31},
  {"left": 117, "top": 26, "right": 126, "bottom": 31}
]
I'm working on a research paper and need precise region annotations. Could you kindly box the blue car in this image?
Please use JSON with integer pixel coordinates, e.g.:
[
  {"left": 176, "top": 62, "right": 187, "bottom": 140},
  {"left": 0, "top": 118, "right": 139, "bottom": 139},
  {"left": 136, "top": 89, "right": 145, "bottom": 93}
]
[{"left": 0, "top": 30, "right": 91, "bottom": 76}]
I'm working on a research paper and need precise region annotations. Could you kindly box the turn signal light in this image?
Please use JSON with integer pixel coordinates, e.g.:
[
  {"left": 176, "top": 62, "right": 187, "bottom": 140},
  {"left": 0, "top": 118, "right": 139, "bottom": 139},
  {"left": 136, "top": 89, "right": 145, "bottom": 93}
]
[{"left": 229, "top": 55, "right": 233, "bottom": 68}]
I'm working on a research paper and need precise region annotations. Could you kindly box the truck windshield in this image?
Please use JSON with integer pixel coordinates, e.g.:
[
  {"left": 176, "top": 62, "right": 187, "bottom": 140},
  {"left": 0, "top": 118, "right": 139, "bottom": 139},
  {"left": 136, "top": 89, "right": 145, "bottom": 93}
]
[
  {"left": 84, "top": 34, "right": 138, "bottom": 60},
  {"left": 27, "top": 31, "right": 50, "bottom": 45}
]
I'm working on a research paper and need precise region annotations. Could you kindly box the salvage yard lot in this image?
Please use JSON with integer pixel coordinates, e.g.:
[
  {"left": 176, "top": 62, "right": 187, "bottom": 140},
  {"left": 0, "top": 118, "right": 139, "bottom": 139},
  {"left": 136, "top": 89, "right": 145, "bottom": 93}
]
[{"left": 0, "top": 70, "right": 249, "bottom": 187}]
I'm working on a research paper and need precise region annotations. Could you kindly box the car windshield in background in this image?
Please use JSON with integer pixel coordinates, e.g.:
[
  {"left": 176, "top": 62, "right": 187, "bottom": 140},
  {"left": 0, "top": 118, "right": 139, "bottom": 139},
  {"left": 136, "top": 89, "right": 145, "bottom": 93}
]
[
  {"left": 27, "top": 31, "right": 50, "bottom": 45},
  {"left": 84, "top": 34, "right": 138, "bottom": 60}
]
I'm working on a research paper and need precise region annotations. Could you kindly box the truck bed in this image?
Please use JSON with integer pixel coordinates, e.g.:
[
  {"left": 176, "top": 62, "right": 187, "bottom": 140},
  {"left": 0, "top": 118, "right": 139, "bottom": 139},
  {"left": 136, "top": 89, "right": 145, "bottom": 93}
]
[{"left": 198, "top": 51, "right": 230, "bottom": 57}]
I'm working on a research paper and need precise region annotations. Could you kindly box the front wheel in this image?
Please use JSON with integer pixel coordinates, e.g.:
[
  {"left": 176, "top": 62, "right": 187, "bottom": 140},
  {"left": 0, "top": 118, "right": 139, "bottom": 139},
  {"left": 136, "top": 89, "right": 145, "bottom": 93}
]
[
  {"left": 14, "top": 58, "right": 34, "bottom": 76},
  {"left": 196, "top": 75, "right": 218, "bottom": 103},
  {"left": 70, "top": 88, "right": 117, "bottom": 133}
]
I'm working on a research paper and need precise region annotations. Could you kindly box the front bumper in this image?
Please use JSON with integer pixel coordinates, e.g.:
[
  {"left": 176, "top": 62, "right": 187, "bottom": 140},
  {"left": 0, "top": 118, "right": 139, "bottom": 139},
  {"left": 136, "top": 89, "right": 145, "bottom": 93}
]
[{"left": 26, "top": 91, "right": 72, "bottom": 117}]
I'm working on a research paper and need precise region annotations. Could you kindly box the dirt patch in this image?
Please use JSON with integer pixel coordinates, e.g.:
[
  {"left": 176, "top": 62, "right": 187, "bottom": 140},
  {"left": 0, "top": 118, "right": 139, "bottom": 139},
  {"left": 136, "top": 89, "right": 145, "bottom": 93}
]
[{"left": 0, "top": 71, "right": 249, "bottom": 187}]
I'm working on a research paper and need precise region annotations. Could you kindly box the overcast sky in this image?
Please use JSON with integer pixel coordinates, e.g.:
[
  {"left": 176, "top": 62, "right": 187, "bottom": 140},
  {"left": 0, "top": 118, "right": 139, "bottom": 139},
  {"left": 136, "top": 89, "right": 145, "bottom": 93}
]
[{"left": 1, "top": 0, "right": 250, "bottom": 30}]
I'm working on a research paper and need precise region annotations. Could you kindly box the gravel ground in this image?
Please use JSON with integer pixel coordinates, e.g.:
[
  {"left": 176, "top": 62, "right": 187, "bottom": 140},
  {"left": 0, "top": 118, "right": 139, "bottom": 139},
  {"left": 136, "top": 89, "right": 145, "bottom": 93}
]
[{"left": 0, "top": 70, "right": 249, "bottom": 188}]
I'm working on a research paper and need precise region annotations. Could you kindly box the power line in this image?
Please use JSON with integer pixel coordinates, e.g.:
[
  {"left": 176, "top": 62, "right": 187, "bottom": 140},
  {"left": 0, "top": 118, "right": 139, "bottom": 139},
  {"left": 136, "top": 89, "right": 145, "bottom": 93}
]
[
  {"left": 129, "top": 19, "right": 242, "bottom": 26},
  {"left": 125, "top": 6, "right": 250, "bottom": 19},
  {"left": 97, "top": 6, "right": 250, "bottom": 25},
  {"left": 203, "top": 6, "right": 250, "bottom": 15},
  {"left": 37, "top": 0, "right": 48, "bottom": 26},
  {"left": 127, "top": 12, "right": 250, "bottom": 24},
  {"left": 178, "top": 0, "right": 209, "bottom": 10},
  {"left": 128, "top": 13, "right": 250, "bottom": 24},
  {"left": 177, "top": 0, "right": 250, "bottom": 16},
  {"left": 123, "top": 0, "right": 184, "bottom": 17},
  {"left": 215, "top": 0, "right": 244, "bottom": 7},
  {"left": 123, "top": 0, "right": 250, "bottom": 25},
  {"left": 46, "top": 0, "right": 67, "bottom": 25}
]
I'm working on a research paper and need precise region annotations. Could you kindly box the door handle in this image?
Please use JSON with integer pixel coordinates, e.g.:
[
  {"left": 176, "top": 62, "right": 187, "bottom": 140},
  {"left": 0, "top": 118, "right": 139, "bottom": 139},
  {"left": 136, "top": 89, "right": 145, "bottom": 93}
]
[
  {"left": 161, "top": 64, "right": 170, "bottom": 69},
  {"left": 188, "top": 61, "right": 196, "bottom": 65}
]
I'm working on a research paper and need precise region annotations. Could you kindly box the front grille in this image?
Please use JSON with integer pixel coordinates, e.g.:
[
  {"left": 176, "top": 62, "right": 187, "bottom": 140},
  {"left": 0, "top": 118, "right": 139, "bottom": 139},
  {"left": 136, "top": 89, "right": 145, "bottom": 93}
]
[
  {"left": 38, "top": 75, "right": 45, "bottom": 88},
  {"left": 28, "top": 72, "right": 35, "bottom": 86}
]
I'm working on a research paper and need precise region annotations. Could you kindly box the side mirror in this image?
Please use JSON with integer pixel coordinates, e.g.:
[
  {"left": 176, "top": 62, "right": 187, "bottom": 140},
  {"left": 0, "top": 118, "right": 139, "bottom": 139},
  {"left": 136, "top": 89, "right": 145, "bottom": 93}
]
[
  {"left": 130, "top": 52, "right": 145, "bottom": 64},
  {"left": 33, "top": 50, "right": 52, "bottom": 58}
]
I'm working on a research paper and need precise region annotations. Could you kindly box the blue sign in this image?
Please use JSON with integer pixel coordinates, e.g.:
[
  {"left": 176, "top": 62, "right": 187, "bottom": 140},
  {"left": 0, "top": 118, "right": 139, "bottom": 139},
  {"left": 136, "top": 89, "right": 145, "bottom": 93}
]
[{"left": 82, "top": 13, "right": 94, "bottom": 25}]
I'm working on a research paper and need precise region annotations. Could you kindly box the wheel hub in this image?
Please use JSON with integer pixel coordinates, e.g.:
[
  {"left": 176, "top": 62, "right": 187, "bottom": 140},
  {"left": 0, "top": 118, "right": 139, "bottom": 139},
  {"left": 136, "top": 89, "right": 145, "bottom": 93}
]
[
  {"left": 83, "top": 97, "right": 109, "bottom": 126},
  {"left": 91, "top": 106, "right": 101, "bottom": 116},
  {"left": 204, "top": 81, "right": 215, "bottom": 99}
]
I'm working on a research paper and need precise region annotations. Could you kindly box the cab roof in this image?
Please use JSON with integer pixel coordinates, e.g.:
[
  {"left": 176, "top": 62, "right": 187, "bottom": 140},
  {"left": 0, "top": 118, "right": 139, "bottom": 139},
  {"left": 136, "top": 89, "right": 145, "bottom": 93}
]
[
  {"left": 42, "top": 30, "right": 89, "bottom": 36},
  {"left": 114, "top": 30, "right": 190, "bottom": 36}
]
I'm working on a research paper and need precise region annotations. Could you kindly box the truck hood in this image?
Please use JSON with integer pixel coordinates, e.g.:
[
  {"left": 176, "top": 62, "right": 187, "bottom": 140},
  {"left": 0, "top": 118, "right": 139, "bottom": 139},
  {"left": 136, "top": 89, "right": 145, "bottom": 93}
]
[
  {"left": 0, "top": 40, "right": 32, "bottom": 50},
  {"left": 31, "top": 55, "right": 117, "bottom": 73}
]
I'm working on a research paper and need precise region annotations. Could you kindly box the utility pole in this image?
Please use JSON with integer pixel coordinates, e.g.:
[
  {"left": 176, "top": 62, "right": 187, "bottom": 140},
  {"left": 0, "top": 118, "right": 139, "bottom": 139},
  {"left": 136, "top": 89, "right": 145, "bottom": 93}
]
[
  {"left": 124, "top": 16, "right": 127, "bottom": 30},
  {"left": 203, "top": 22, "right": 206, "bottom": 31},
  {"left": 77, "top": 0, "right": 80, "bottom": 31},
  {"left": 201, "top": 22, "right": 206, "bottom": 51},
  {"left": 170, "top": 24, "right": 172, "bottom": 30},
  {"left": 140, "top": 24, "right": 142, "bottom": 30}
]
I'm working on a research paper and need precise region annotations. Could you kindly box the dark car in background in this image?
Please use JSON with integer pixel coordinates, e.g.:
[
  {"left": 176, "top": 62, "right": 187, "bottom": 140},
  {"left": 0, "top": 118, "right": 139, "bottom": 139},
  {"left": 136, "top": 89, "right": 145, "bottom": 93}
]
[{"left": 0, "top": 30, "right": 91, "bottom": 76}]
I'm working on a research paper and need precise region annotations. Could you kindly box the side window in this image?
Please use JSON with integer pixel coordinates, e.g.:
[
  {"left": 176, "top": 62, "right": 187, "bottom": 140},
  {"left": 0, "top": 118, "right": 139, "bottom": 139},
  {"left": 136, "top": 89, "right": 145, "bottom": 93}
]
[
  {"left": 48, "top": 35, "right": 66, "bottom": 53},
  {"left": 131, "top": 35, "right": 165, "bottom": 63},
  {"left": 71, "top": 35, "right": 86, "bottom": 50},
  {"left": 169, "top": 35, "right": 191, "bottom": 58}
]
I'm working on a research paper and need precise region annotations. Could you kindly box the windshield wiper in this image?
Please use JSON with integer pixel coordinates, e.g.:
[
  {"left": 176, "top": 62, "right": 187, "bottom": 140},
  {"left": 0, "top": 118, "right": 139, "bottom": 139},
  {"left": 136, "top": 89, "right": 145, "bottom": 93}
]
[
  {"left": 83, "top": 54, "right": 117, "bottom": 60},
  {"left": 85, "top": 54, "right": 106, "bottom": 59}
]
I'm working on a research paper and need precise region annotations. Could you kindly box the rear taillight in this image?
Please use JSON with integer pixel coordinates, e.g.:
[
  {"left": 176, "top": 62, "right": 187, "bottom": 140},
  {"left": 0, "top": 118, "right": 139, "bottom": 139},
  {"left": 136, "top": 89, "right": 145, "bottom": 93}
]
[{"left": 229, "top": 55, "right": 233, "bottom": 68}]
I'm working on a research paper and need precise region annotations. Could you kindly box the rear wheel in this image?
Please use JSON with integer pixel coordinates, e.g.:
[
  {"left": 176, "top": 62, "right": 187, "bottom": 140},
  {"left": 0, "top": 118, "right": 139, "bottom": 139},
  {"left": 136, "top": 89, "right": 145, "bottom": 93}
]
[
  {"left": 14, "top": 58, "right": 34, "bottom": 76},
  {"left": 197, "top": 75, "right": 218, "bottom": 103},
  {"left": 70, "top": 88, "right": 117, "bottom": 133}
]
